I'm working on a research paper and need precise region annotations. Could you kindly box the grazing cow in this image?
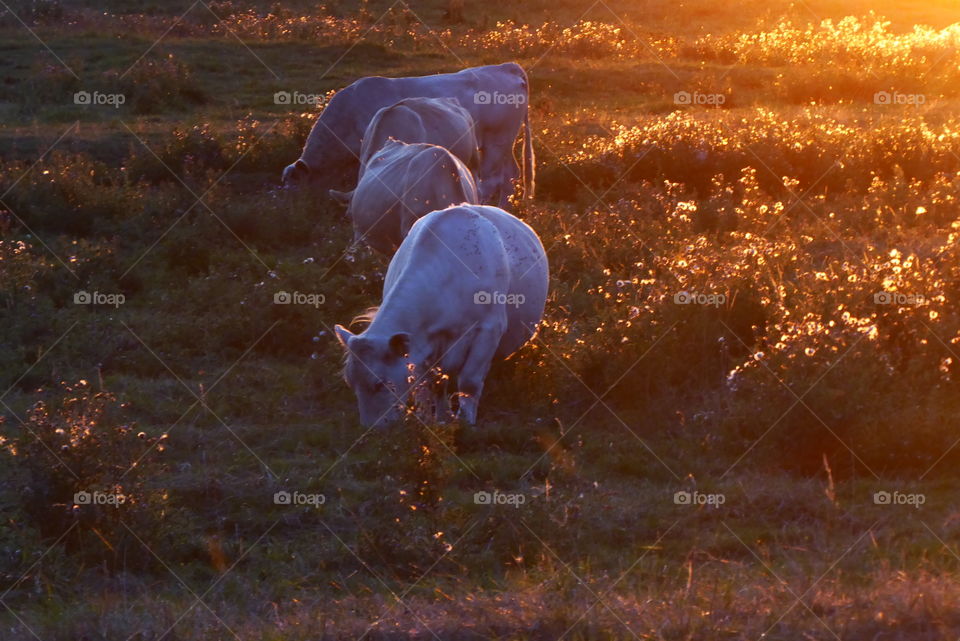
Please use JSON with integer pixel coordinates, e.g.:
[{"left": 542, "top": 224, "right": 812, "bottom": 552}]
[
  {"left": 357, "top": 97, "right": 479, "bottom": 178},
  {"left": 330, "top": 140, "right": 479, "bottom": 255},
  {"left": 334, "top": 204, "right": 549, "bottom": 427},
  {"left": 282, "top": 63, "right": 534, "bottom": 207}
]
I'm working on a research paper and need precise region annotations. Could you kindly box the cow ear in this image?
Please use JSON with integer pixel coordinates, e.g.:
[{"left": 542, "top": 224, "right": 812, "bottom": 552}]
[
  {"left": 334, "top": 324, "right": 354, "bottom": 348},
  {"left": 329, "top": 189, "right": 353, "bottom": 207},
  {"left": 388, "top": 333, "right": 410, "bottom": 358}
]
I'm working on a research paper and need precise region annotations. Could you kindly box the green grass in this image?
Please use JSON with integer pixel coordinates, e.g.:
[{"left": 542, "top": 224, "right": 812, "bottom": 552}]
[{"left": 4, "top": 0, "right": 960, "bottom": 639}]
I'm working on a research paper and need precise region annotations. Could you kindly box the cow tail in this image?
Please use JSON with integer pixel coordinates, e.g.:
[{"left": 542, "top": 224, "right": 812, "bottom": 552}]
[
  {"left": 523, "top": 103, "right": 535, "bottom": 200},
  {"left": 453, "top": 156, "right": 476, "bottom": 204},
  {"left": 466, "top": 166, "right": 481, "bottom": 204}
]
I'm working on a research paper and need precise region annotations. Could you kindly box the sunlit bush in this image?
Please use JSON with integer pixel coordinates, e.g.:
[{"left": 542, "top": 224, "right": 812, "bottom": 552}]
[
  {"left": 1, "top": 151, "right": 143, "bottom": 236},
  {"left": 1, "top": 381, "right": 168, "bottom": 580},
  {"left": 117, "top": 53, "right": 206, "bottom": 114},
  {"left": 542, "top": 109, "right": 960, "bottom": 202},
  {"left": 702, "top": 16, "right": 960, "bottom": 76}
]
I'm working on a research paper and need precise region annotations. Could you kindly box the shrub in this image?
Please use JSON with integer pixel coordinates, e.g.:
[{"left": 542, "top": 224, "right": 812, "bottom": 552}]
[
  {"left": 1, "top": 380, "right": 169, "bottom": 583},
  {"left": 116, "top": 53, "right": 205, "bottom": 114},
  {"left": 1, "top": 152, "right": 142, "bottom": 236}
]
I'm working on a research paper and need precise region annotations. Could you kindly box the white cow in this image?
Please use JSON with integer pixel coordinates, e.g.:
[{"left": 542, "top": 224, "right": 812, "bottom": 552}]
[
  {"left": 282, "top": 63, "right": 534, "bottom": 207},
  {"left": 356, "top": 97, "right": 479, "bottom": 178},
  {"left": 330, "top": 140, "right": 479, "bottom": 255},
  {"left": 334, "top": 204, "right": 549, "bottom": 427}
]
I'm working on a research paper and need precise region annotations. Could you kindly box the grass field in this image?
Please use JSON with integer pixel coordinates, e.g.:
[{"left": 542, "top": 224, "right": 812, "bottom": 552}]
[{"left": 4, "top": 0, "right": 960, "bottom": 639}]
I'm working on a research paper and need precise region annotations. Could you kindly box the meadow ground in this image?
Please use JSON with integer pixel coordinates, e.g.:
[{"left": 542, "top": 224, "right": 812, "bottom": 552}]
[{"left": 4, "top": 0, "right": 960, "bottom": 639}]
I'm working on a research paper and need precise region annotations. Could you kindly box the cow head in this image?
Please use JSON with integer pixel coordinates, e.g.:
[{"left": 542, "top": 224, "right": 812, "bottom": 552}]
[
  {"left": 281, "top": 159, "right": 311, "bottom": 187},
  {"left": 335, "top": 325, "right": 412, "bottom": 428}
]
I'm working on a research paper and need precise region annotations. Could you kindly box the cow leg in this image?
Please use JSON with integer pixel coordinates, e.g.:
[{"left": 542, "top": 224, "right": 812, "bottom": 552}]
[
  {"left": 495, "top": 153, "right": 521, "bottom": 209},
  {"left": 455, "top": 326, "right": 502, "bottom": 425},
  {"left": 476, "top": 174, "right": 497, "bottom": 206},
  {"left": 497, "top": 184, "right": 511, "bottom": 210},
  {"left": 434, "top": 376, "right": 451, "bottom": 423},
  {"left": 412, "top": 375, "right": 434, "bottom": 422},
  {"left": 479, "top": 173, "right": 511, "bottom": 208},
  {"left": 477, "top": 147, "right": 510, "bottom": 206},
  {"left": 407, "top": 356, "right": 452, "bottom": 423},
  {"left": 411, "top": 364, "right": 443, "bottom": 423}
]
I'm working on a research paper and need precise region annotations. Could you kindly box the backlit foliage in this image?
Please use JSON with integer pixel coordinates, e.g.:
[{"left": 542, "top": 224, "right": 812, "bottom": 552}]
[{"left": 703, "top": 15, "right": 960, "bottom": 74}]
